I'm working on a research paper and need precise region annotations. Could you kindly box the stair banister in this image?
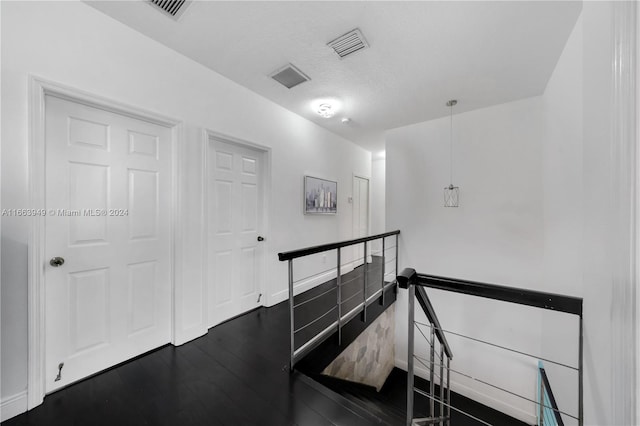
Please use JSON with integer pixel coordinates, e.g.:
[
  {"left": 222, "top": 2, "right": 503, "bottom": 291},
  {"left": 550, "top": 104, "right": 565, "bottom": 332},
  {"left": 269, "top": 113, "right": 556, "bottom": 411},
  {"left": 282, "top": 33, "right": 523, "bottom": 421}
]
[
  {"left": 398, "top": 268, "right": 453, "bottom": 426},
  {"left": 279, "top": 230, "right": 400, "bottom": 371},
  {"left": 400, "top": 268, "right": 584, "bottom": 426}
]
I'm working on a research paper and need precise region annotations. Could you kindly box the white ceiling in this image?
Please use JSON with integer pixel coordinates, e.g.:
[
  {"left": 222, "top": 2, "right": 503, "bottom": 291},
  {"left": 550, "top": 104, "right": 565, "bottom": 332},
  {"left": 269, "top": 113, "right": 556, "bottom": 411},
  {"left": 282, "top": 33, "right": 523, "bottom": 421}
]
[{"left": 88, "top": 1, "right": 582, "bottom": 153}]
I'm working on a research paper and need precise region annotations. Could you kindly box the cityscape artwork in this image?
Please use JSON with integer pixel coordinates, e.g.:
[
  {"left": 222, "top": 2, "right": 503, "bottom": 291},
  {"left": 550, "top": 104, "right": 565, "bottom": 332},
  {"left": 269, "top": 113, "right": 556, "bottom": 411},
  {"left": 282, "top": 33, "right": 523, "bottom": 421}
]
[{"left": 304, "top": 176, "right": 337, "bottom": 214}]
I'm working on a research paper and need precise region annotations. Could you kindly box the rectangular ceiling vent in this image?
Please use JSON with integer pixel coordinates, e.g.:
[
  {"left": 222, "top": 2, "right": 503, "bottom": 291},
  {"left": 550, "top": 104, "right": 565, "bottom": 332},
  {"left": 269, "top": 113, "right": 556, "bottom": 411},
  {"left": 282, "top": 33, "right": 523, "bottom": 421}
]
[
  {"left": 270, "top": 64, "right": 311, "bottom": 89},
  {"left": 327, "top": 28, "right": 369, "bottom": 59},
  {"left": 149, "top": 0, "right": 190, "bottom": 20}
]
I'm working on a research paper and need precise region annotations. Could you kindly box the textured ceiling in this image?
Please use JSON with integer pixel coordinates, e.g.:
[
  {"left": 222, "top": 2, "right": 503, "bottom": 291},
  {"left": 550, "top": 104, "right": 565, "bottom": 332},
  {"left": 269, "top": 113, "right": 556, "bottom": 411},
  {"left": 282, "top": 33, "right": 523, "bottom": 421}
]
[{"left": 88, "top": 1, "right": 582, "bottom": 153}]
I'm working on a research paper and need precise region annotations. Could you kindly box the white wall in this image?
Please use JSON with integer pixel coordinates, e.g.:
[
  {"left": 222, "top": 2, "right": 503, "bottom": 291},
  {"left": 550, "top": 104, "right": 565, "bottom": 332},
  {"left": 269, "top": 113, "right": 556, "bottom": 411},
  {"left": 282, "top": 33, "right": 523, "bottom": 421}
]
[
  {"left": 578, "top": 3, "right": 615, "bottom": 424},
  {"left": 387, "top": 95, "right": 547, "bottom": 424},
  {"left": 0, "top": 0, "right": 370, "bottom": 416},
  {"left": 371, "top": 158, "right": 386, "bottom": 235},
  {"left": 388, "top": 5, "right": 625, "bottom": 425},
  {"left": 540, "top": 12, "right": 583, "bottom": 423}
]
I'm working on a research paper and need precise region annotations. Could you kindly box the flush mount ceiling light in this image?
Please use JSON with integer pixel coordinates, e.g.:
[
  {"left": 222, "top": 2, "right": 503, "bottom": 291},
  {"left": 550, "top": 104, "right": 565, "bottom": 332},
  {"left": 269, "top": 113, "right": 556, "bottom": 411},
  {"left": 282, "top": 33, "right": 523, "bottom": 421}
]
[
  {"left": 444, "top": 99, "right": 460, "bottom": 208},
  {"left": 312, "top": 99, "right": 341, "bottom": 119},
  {"left": 317, "top": 103, "right": 335, "bottom": 118}
]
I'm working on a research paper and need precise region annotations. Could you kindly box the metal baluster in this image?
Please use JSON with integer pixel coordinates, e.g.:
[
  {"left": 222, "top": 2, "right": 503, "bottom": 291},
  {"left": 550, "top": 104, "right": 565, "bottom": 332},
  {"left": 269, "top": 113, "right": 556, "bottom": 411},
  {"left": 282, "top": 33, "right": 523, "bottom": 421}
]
[
  {"left": 288, "top": 259, "right": 295, "bottom": 372},
  {"left": 578, "top": 315, "right": 583, "bottom": 426},
  {"left": 446, "top": 357, "right": 451, "bottom": 426},
  {"left": 539, "top": 369, "right": 545, "bottom": 426},
  {"left": 336, "top": 248, "right": 342, "bottom": 346},
  {"left": 381, "top": 237, "right": 386, "bottom": 305},
  {"left": 430, "top": 324, "right": 436, "bottom": 417},
  {"left": 439, "top": 346, "right": 444, "bottom": 425},
  {"left": 362, "top": 242, "right": 368, "bottom": 322},
  {"left": 406, "top": 284, "right": 415, "bottom": 426},
  {"left": 395, "top": 235, "right": 399, "bottom": 283}
]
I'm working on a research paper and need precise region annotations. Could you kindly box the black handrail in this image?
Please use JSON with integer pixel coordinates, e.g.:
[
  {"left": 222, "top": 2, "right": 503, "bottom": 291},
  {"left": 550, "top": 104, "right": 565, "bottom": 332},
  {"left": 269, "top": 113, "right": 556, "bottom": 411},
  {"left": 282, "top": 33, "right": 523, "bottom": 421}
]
[
  {"left": 416, "top": 274, "right": 583, "bottom": 317},
  {"left": 540, "top": 365, "right": 565, "bottom": 426},
  {"left": 398, "top": 268, "right": 453, "bottom": 359},
  {"left": 278, "top": 230, "right": 400, "bottom": 262},
  {"left": 416, "top": 286, "right": 453, "bottom": 359},
  {"left": 401, "top": 268, "right": 583, "bottom": 425}
]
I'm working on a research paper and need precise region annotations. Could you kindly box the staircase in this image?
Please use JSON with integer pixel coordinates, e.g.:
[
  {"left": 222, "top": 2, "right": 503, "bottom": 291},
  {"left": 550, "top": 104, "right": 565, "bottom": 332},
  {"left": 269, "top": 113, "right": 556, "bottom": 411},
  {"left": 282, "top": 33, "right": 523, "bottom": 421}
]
[
  {"left": 279, "top": 234, "right": 581, "bottom": 426},
  {"left": 309, "top": 369, "right": 532, "bottom": 426},
  {"left": 293, "top": 278, "right": 530, "bottom": 426}
]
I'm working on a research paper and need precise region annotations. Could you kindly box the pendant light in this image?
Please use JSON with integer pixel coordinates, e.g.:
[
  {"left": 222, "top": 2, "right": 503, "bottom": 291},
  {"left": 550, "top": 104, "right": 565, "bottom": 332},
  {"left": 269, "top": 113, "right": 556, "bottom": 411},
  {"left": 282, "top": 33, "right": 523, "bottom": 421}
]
[{"left": 444, "top": 99, "right": 460, "bottom": 207}]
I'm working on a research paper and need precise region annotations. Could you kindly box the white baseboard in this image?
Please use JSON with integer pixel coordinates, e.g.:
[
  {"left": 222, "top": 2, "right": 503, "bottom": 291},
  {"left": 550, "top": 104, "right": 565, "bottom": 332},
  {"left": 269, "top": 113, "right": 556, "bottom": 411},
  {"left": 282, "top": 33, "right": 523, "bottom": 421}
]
[
  {"left": 395, "top": 358, "right": 536, "bottom": 425},
  {"left": 269, "top": 262, "right": 359, "bottom": 306},
  {"left": 1, "top": 391, "right": 28, "bottom": 422}
]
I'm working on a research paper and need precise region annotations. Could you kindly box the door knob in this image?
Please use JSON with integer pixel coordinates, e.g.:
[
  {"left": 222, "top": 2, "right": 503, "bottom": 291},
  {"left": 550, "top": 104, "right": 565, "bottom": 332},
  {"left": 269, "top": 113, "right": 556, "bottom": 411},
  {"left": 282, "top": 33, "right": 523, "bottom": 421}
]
[
  {"left": 50, "top": 257, "right": 65, "bottom": 267},
  {"left": 257, "top": 236, "right": 265, "bottom": 242}
]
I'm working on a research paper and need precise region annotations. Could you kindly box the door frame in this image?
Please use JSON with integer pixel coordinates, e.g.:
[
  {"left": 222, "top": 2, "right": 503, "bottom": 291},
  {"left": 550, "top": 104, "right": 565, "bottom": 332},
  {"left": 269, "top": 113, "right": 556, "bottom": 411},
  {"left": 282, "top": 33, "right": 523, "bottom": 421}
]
[
  {"left": 202, "top": 129, "right": 271, "bottom": 325},
  {"left": 611, "top": 2, "right": 638, "bottom": 424},
  {"left": 351, "top": 174, "right": 371, "bottom": 268},
  {"left": 352, "top": 173, "right": 371, "bottom": 238},
  {"left": 27, "top": 76, "right": 182, "bottom": 409}
]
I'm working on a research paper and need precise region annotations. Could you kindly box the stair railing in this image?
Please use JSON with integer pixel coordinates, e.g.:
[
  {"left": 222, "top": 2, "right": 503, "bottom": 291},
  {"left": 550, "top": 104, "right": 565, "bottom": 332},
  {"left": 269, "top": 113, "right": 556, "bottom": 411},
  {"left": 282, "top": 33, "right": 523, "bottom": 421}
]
[
  {"left": 398, "top": 268, "right": 583, "bottom": 426},
  {"left": 398, "top": 269, "right": 453, "bottom": 426},
  {"left": 278, "top": 230, "right": 400, "bottom": 371}
]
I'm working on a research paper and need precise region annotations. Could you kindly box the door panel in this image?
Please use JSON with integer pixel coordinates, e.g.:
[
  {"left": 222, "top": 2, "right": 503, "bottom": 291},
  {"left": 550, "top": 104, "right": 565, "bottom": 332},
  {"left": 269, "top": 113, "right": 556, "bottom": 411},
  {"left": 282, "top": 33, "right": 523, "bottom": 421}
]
[
  {"left": 208, "top": 139, "right": 264, "bottom": 327},
  {"left": 127, "top": 261, "right": 157, "bottom": 335},
  {"left": 68, "top": 162, "right": 109, "bottom": 245},
  {"left": 240, "top": 247, "right": 256, "bottom": 296},
  {"left": 352, "top": 176, "right": 370, "bottom": 265},
  {"left": 128, "top": 169, "right": 159, "bottom": 240},
  {"left": 128, "top": 131, "right": 159, "bottom": 158},
  {"left": 68, "top": 267, "right": 110, "bottom": 354},
  {"left": 214, "top": 250, "right": 233, "bottom": 304},
  {"left": 44, "top": 96, "right": 172, "bottom": 393},
  {"left": 242, "top": 183, "right": 258, "bottom": 230},
  {"left": 68, "top": 116, "right": 109, "bottom": 150}
]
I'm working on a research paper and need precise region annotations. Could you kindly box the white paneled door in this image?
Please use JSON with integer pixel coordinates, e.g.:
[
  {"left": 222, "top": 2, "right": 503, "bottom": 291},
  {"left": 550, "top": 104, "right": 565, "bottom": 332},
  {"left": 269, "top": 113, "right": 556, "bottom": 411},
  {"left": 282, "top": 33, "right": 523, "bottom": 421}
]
[
  {"left": 208, "top": 138, "right": 264, "bottom": 328},
  {"left": 44, "top": 96, "right": 172, "bottom": 393},
  {"left": 353, "top": 176, "right": 370, "bottom": 264}
]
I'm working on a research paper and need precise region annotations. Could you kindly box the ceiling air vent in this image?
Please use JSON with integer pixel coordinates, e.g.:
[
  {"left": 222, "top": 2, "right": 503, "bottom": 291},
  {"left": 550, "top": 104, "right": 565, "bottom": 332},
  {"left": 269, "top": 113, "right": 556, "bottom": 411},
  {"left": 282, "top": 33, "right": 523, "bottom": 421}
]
[
  {"left": 327, "top": 28, "right": 369, "bottom": 59},
  {"left": 149, "top": 0, "right": 190, "bottom": 19},
  {"left": 270, "top": 64, "right": 311, "bottom": 89}
]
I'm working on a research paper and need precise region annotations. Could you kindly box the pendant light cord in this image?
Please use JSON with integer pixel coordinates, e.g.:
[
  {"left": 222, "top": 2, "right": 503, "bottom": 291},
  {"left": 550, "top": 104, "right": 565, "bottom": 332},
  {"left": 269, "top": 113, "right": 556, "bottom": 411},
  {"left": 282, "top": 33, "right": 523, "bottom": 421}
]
[{"left": 449, "top": 103, "right": 453, "bottom": 187}]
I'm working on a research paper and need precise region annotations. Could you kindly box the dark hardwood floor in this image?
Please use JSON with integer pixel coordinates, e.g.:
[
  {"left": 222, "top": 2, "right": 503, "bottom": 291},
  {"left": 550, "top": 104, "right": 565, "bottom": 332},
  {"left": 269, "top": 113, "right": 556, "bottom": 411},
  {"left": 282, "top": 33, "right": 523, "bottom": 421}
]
[
  {"left": 4, "top": 264, "right": 532, "bottom": 426},
  {"left": 2, "top": 301, "right": 383, "bottom": 426}
]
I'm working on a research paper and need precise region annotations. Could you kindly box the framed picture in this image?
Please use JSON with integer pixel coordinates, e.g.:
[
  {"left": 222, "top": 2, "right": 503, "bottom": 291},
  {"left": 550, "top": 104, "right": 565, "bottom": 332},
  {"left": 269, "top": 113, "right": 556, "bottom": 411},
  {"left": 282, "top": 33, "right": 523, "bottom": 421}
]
[{"left": 304, "top": 175, "right": 337, "bottom": 214}]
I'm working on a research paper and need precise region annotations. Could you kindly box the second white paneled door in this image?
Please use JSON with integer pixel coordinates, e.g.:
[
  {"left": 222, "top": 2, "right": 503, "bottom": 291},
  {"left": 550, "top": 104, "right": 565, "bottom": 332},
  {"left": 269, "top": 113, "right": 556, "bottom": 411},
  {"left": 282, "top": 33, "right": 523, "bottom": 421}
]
[
  {"left": 352, "top": 176, "right": 370, "bottom": 265},
  {"left": 208, "top": 138, "right": 265, "bottom": 328},
  {"left": 44, "top": 96, "right": 173, "bottom": 393}
]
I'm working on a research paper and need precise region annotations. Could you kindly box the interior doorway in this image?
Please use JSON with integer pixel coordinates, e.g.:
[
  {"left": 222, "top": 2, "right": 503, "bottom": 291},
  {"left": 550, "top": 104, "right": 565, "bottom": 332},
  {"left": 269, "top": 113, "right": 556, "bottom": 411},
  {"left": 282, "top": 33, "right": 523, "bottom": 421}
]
[
  {"left": 206, "top": 134, "right": 268, "bottom": 328},
  {"left": 352, "top": 175, "right": 370, "bottom": 266},
  {"left": 42, "top": 93, "right": 174, "bottom": 394}
]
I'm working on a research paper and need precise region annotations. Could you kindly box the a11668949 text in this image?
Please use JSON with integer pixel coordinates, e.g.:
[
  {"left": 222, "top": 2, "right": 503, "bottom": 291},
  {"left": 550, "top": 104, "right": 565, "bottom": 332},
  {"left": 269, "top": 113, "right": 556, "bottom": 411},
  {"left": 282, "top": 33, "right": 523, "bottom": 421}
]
[{"left": 2, "top": 208, "right": 129, "bottom": 217}]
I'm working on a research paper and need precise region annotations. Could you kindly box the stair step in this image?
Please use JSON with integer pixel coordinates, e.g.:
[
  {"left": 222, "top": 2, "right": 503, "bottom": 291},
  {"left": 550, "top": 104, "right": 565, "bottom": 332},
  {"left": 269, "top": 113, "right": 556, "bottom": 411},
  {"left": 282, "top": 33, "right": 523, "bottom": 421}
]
[
  {"left": 312, "top": 374, "right": 406, "bottom": 425},
  {"left": 412, "top": 416, "right": 449, "bottom": 425},
  {"left": 308, "top": 368, "right": 535, "bottom": 426}
]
